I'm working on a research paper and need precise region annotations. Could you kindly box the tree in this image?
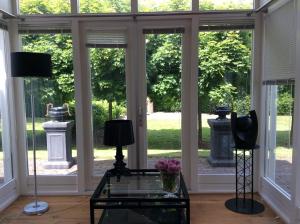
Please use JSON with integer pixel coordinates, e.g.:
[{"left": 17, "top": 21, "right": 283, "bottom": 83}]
[
  {"left": 147, "top": 34, "right": 182, "bottom": 111},
  {"left": 22, "top": 33, "right": 74, "bottom": 116},
  {"left": 90, "top": 48, "right": 126, "bottom": 119}
]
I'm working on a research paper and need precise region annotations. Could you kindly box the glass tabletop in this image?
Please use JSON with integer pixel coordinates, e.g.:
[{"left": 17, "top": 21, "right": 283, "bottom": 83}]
[{"left": 91, "top": 169, "right": 189, "bottom": 201}]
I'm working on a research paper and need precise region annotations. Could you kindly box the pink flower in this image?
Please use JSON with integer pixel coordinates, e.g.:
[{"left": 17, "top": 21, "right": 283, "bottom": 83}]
[
  {"left": 155, "top": 159, "right": 168, "bottom": 171},
  {"left": 155, "top": 159, "right": 181, "bottom": 174}
]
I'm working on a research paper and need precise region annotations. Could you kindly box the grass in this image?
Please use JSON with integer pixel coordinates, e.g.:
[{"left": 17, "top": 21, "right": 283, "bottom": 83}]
[{"left": 0, "top": 114, "right": 293, "bottom": 161}]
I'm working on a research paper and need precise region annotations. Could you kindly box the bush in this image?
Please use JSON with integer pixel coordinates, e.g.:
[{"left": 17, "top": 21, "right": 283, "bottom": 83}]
[
  {"left": 68, "top": 99, "right": 126, "bottom": 130},
  {"left": 277, "top": 92, "right": 294, "bottom": 115},
  {"left": 233, "top": 95, "right": 251, "bottom": 115},
  {"left": 208, "top": 83, "right": 237, "bottom": 111}
]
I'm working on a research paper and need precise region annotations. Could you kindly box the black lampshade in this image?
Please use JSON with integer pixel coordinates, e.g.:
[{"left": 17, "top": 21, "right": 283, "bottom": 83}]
[
  {"left": 11, "top": 52, "right": 52, "bottom": 78},
  {"left": 104, "top": 120, "right": 134, "bottom": 147},
  {"left": 231, "top": 110, "right": 258, "bottom": 149}
]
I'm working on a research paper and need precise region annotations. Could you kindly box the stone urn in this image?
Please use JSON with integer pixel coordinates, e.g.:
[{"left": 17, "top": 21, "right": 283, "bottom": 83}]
[
  {"left": 46, "top": 103, "right": 71, "bottom": 121},
  {"left": 214, "top": 106, "right": 231, "bottom": 120},
  {"left": 207, "top": 106, "right": 234, "bottom": 167},
  {"left": 43, "top": 103, "right": 75, "bottom": 169}
]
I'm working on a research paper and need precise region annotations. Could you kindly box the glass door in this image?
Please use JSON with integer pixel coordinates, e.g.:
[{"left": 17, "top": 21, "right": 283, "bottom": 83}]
[
  {"left": 144, "top": 33, "right": 182, "bottom": 168},
  {"left": 88, "top": 47, "right": 127, "bottom": 177},
  {"left": 84, "top": 29, "right": 129, "bottom": 184},
  {"left": 197, "top": 29, "right": 253, "bottom": 189}
]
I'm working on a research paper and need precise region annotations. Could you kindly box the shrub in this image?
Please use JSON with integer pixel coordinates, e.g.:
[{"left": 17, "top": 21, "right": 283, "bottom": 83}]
[
  {"left": 68, "top": 99, "right": 126, "bottom": 130},
  {"left": 277, "top": 92, "right": 294, "bottom": 115},
  {"left": 233, "top": 95, "right": 251, "bottom": 115},
  {"left": 208, "top": 83, "right": 237, "bottom": 111}
]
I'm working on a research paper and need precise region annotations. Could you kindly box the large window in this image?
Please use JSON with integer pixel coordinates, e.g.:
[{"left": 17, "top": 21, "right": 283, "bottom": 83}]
[
  {"left": 199, "top": 0, "right": 253, "bottom": 10},
  {"left": 0, "top": 29, "right": 13, "bottom": 186},
  {"left": 265, "top": 82, "right": 294, "bottom": 196},
  {"left": 80, "top": 0, "right": 131, "bottom": 13},
  {"left": 145, "top": 33, "right": 182, "bottom": 168},
  {"left": 19, "top": 0, "right": 71, "bottom": 14},
  {"left": 138, "top": 0, "right": 190, "bottom": 12},
  {"left": 21, "top": 33, "right": 77, "bottom": 176}
]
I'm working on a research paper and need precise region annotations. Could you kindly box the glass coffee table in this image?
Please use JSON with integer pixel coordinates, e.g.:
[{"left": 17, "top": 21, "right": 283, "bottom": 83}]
[{"left": 90, "top": 169, "right": 190, "bottom": 224}]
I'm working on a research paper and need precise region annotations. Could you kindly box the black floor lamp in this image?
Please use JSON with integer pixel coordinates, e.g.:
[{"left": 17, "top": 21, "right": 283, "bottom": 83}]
[{"left": 11, "top": 52, "right": 52, "bottom": 215}]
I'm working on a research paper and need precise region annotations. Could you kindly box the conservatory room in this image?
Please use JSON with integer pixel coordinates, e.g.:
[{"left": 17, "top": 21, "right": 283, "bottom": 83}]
[{"left": 0, "top": 0, "right": 299, "bottom": 223}]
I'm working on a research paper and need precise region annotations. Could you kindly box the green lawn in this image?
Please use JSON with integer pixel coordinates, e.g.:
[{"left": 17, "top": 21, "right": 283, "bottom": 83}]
[{"left": 0, "top": 114, "right": 293, "bottom": 160}]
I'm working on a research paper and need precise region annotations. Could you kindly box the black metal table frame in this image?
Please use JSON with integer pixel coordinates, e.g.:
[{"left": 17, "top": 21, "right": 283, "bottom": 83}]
[{"left": 90, "top": 169, "right": 190, "bottom": 224}]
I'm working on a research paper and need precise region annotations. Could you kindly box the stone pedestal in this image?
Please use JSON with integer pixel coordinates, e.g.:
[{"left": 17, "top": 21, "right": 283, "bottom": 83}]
[
  {"left": 207, "top": 119, "right": 235, "bottom": 167},
  {"left": 42, "top": 120, "right": 75, "bottom": 169}
]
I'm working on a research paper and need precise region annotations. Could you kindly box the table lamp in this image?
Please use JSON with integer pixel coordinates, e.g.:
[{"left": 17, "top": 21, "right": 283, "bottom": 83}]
[
  {"left": 11, "top": 52, "right": 52, "bottom": 215},
  {"left": 103, "top": 119, "right": 134, "bottom": 178}
]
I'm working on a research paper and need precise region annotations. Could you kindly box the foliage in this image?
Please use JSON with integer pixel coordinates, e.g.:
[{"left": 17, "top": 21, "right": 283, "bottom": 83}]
[
  {"left": 208, "top": 83, "right": 237, "bottom": 111},
  {"left": 22, "top": 33, "right": 73, "bottom": 117},
  {"left": 198, "top": 31, "right": 251, "bottom": 113},
  {"left": 234, "top": 95, "right": 251, "bottom": 115},
  {"left": 199, "top": 0, "right": 253, "bottom": 10},
  {"left": 277, "top": 92, "right": 294, "bottom": 116},
  {"left": 90, "top": 48, "right": 126, "bottom": 103},
  {"left": 20, "top": 0, "right": 131, "bottom": 14},
  {"left": 20, "top": 0, "right": 70, "bottom": 14},
  {"left": 69, "top": 100, "right": 126, "bottom": 130},
  {"left": 139, "top": 0, "right": 190, "bottom": 12},
  {"left": 146, "top": 34, "right": 182, "bottom": 111},
  {"left": 20, "top": 0, "right": 253, "bottom": 116},
  {"left": 80, "top": 0, "right": 130, "bottom": 13}
]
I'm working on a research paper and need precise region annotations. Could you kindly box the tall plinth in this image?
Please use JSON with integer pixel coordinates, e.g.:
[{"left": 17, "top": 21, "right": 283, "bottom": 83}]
[
  {"left": 42, "top": 120, "right": 75, "bottom": 169},
  {"left": 207, "top": 119, "right": 234, "bottom": 167}
]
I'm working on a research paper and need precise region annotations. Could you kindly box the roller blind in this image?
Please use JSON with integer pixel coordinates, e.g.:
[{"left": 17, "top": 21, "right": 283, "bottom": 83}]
[
  {"left": 18, "top": 21, "right": 71, "bottom": 34},
  {"left": 86, "top": 31, "right": 127, "bottom": 48},
  {"left": 263, "top": 0, "right": 296, "bottom": 81}
]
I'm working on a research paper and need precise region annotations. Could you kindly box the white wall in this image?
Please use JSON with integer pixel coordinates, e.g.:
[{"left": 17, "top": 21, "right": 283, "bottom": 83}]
[{"left": 0, "top": 0, "right": 12, "bottom": 14}]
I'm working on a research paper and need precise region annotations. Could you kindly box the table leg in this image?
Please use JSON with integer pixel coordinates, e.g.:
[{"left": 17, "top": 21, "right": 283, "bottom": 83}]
[
  {"left": 186, "top": 204, "right": 190, "bottom": 224},
  {"left": 90, "top": 201, "right": 94, "bottom": 224}
]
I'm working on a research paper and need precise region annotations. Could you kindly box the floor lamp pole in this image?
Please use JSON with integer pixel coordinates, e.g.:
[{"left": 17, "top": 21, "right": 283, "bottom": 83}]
[{"left": 23, "top": 78, "right": 49, "bottom": 215}]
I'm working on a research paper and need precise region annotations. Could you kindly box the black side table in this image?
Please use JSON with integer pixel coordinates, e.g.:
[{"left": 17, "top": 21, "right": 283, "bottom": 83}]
[{"left": 90, "top": 169, "right": 190, "bottom": 224}]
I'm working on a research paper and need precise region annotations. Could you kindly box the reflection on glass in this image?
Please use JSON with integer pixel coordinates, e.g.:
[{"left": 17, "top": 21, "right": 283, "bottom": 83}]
[
  {"left": 19, "top": 0, "right": 71, "bottom": 14},
  {"left": 80, "top": 0, "right": 131, "bottom": 13},
  {"left": 265, "top": 83, "right": 294, "bottom": 195},
  {"left": 22, "top": 34, "right": 77, "bottom": 176},
  {"left": 199, "top": 0, "right": 253, "bottom": 10},
  {"left": 139, "top": 0, "right": 190, "bottom": 12},
  {"left": 89, "top": 48, "right": 127, "bottom": 176}
]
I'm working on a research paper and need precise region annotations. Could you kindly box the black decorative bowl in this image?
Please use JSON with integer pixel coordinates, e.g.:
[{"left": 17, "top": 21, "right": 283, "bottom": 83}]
[{"left": 214, "top": 106, "right": 231, "bottom": 120}]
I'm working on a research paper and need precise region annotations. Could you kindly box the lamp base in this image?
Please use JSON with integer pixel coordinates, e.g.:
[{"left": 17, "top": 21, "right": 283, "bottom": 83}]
[
  {"left": 24, "top": 201, "right": 49, "bottom": 215},
  {"left": 225, "top": 198, "right": 264, "bottom": 214}
]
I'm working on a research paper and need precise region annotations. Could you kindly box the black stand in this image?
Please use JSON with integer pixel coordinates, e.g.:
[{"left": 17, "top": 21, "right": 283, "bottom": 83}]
[
  {"left": 108, "top": 145, "right": 130, "bottom": 181},
  {"left": 225, "top": 147, "right": 264, "bottom": 214}
]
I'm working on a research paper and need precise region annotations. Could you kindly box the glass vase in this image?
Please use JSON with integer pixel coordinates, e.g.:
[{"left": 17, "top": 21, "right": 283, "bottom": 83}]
[{"left": 160, "top": 172, "right": 179, "bottom": 197}]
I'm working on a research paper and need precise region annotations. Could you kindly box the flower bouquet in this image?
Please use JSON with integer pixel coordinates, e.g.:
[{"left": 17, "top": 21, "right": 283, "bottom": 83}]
[{"left": 155, "top": 159, "right": 181, "bottom": 194}]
